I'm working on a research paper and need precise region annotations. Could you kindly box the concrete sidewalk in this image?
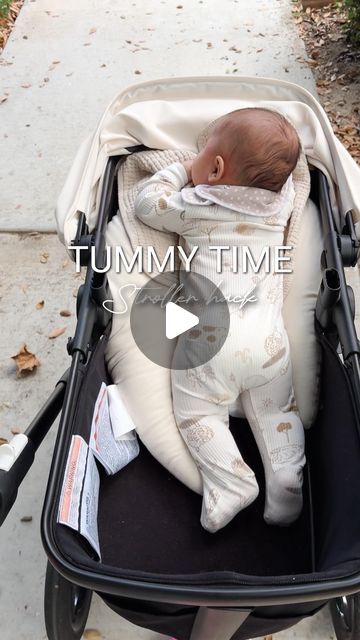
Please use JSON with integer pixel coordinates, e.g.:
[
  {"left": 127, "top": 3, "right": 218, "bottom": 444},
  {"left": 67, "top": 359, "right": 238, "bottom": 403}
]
[
  {"left": 0, "top": 1, "right": 355, "bottom": 639},
  {"left": 1, "top": 0, "right": 316, "bottom": 231}
]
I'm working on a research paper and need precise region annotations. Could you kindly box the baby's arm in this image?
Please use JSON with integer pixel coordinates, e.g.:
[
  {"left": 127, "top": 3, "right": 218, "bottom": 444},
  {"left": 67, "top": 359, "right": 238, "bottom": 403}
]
[{"left": 134, "top": 162, "right": 190, "bottom": 234}]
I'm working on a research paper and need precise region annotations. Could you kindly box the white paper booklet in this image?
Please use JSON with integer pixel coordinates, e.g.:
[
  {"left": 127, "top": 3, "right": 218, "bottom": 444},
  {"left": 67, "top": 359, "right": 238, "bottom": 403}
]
[
  {"left": 58, "top": 435, "right": 101, "bottom": 558},
  {"left": 107, "top": 384, "right": 136, "bottom": 440},
  {"left": 80, "top": 448, "right": 101, "bottom": 556},
  {"left": 89, "top": 382, "right": 139, "bottom": 475}
]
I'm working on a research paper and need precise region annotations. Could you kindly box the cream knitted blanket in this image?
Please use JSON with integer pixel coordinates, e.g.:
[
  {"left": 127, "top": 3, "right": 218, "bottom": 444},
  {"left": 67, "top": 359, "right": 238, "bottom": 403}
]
[
  {"left": 117, "top": 148, "right": 195, "bottom": 268},
  {"left": 117, "top": 146, "right": 310, "bottom": 298}
]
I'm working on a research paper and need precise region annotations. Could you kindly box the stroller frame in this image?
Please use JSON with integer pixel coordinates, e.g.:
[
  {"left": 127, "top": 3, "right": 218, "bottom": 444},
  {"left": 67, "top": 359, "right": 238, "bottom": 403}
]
[{"left": 1, "top": 150, "right": 360, "bottom": 640}]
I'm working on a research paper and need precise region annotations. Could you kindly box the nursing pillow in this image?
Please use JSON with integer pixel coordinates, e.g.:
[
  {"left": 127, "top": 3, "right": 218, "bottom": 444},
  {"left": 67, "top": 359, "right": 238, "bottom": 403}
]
[{"left": 105, "top": 136, "right": 323, "bottom": 493}]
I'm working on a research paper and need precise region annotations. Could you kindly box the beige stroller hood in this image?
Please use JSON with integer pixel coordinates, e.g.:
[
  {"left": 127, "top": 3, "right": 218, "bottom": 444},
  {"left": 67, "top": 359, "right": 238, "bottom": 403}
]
[{"left": 56, "top": 76, "right": 360, "bottom": 249}]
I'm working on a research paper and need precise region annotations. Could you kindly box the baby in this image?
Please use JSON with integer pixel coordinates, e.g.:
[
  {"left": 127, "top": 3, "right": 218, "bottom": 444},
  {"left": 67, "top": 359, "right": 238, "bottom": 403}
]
[{"left": 135, "top": 108, "right": 305, "bottom": 533}]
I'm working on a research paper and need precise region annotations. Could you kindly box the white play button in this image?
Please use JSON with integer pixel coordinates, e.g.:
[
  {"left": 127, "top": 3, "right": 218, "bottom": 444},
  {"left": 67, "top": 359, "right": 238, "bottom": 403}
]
[
  {"left": 165, "top": 301, "right": 199, "bottom": 340},
  {"left": 130, "top": 271, "right": 230, "bottom": 369}
]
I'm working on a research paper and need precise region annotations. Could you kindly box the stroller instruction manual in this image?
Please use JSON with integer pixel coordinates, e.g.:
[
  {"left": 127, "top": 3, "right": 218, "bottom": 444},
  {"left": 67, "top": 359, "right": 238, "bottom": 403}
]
[
  {"left": 58, "top": 383, "right": 139, "bottom": 557},
  {"left": 89, "top": 382, "right": 139, "bottom": 474},
  {"left": 58, "top": 435, "right": 101, "bottom": 558}
]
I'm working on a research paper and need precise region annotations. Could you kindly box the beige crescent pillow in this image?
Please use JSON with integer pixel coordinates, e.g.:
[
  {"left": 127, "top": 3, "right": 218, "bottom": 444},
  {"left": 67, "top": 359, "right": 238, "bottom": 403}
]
[
  {"left": 105, "top": 223, "right": 203, "bottom": 494},
  {"left": 105, "top": 187, "right": 322, "bottom": 495},
  {"left": 105, "top": 127, "right": 323, "bottom": 493},
  {"left": 229, "top": 195, "right": 323, "bottom": 428}
]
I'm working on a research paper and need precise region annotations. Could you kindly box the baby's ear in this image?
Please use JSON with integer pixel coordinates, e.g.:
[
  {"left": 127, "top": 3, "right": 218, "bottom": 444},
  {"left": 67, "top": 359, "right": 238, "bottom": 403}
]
[{"left": 208, "top": 155, "right": 225, "bottom": 184}]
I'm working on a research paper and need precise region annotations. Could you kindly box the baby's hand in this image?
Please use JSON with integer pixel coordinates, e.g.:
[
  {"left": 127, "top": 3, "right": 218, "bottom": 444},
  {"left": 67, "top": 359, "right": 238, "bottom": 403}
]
[{"left": 182, "top": 159, "right": 193, "bottom": 182}]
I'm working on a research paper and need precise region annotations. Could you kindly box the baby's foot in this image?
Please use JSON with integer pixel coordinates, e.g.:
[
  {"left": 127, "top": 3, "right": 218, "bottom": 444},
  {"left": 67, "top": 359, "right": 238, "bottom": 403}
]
[
  {"left": 201, "top": 472, "right": 259, "bottom": 533},
  {"left": 264, "top": 467, "right": 303, "bottom": 526}
]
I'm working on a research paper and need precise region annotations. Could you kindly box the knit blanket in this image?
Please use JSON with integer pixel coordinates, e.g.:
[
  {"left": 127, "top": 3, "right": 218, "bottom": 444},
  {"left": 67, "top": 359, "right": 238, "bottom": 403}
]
[{"left": 117, "top": 148, "right": 195, "bottom": 269}]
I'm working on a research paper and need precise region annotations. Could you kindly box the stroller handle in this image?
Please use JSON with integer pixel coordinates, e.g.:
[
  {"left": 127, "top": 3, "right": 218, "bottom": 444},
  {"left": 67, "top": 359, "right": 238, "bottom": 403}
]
[{"left": 0, "top": 372, "right": 68, "bottom": 527}]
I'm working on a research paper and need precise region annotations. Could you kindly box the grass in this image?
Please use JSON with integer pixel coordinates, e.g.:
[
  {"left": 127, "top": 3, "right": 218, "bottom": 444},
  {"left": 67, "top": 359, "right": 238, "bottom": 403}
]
[
  {"left": 344, "top": 0, "right": 360, "bottom": 45},
  {"left": 0, "top": 0, "right": 11, "bottom": 18}
]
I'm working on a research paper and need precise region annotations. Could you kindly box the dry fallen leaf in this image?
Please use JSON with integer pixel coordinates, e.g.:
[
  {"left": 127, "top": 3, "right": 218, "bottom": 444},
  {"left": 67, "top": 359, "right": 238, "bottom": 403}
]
[
  {"left": 89, "top": 27, "right": 97, "bottom": 34},
  {"left": 48, "top": 327, "right": 66, "bottom": 339},
  {"left": 10, "top": 427, "right": 22, "bottom": 435},
  {"left": 0, "top": 96, "right": 8, "bottom": 104},
  {"left": 36, "top": 300, "right": 45, "bottom": 310},
  {"left": 59, "top": 309, "right": 72, "bottom": 317},
  {"left": 40, "top": 252, "right": 49, "bottom": 263},
  {"left": 21, "top": 83, "right": 31, "bottom": 88},
  {"left": 20, "top": 516, "right": 32, "bottom": 523},
  {"left": 0, "top": 437, "right": 9, "bottom": 445},
  {"left": 83, "top": 630, "right": 103, "bottom": 640},
  {"left": 11, "top": 344, "right": 40, "bottom": 376},
  {"left": 293, "top": 1, "right": 360, "bottom": 166}
]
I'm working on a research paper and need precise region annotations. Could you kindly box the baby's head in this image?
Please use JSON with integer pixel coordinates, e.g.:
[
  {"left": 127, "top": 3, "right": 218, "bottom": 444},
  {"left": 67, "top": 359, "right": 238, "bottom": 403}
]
[{"left": 192, "top": 108, "right": 301, "bottom": 192}]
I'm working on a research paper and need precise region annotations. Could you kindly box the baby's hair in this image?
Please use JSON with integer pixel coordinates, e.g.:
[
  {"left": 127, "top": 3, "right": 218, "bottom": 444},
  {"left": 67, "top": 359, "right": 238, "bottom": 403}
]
[{"left": 211, "top": 108, "right": 301, "bottom": 192}]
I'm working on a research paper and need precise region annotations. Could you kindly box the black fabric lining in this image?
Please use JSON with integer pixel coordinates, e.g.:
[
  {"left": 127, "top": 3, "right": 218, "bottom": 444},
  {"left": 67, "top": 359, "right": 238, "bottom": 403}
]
[
  {"left": 97, "top": 422, "right": 312, "bottom": 576},
  {"left": 53, "top": 326, "right": 360, "bottom": 589}
]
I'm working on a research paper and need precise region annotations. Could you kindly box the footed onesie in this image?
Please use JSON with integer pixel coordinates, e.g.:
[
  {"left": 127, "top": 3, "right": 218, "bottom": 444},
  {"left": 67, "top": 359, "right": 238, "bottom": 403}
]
[{"left": 135, "top": 162, "right": 306, "bottom": 533}]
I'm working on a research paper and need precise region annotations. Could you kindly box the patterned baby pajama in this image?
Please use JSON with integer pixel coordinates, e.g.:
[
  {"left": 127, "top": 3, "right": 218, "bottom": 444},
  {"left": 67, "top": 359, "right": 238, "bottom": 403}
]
[{"left": 135, "top": 163, "right": 306, "bottom": 533}]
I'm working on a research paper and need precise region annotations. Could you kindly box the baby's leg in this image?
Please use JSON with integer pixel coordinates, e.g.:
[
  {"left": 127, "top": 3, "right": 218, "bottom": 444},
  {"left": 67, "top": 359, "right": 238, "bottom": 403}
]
[
  {"left": 172, "top": 369, "right": 259, "bottom": 533},
  {"left": 241, "top": 363, "right": 305, "bottom": 526}
]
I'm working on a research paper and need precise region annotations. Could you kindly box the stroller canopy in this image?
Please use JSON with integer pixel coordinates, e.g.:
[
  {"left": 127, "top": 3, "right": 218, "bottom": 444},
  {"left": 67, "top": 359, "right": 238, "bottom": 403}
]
[{"left": 56, "top": 76, "right": 360, "bottom": 248}]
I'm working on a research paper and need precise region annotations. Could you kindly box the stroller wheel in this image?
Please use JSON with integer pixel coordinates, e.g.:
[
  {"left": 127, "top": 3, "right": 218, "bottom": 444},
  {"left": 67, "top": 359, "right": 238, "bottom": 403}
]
[
  {"left": 330, "top": 594, "right": 360, "bottom": 639},
  {"left": 44, "top": 560, "right": 92, "bottom": 640}
]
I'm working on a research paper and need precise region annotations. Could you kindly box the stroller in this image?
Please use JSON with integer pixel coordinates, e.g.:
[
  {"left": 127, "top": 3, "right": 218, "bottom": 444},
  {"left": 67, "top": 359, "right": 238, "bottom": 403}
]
[{"left": 1, "top": 76, "right": 360, "bottom": 640}]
